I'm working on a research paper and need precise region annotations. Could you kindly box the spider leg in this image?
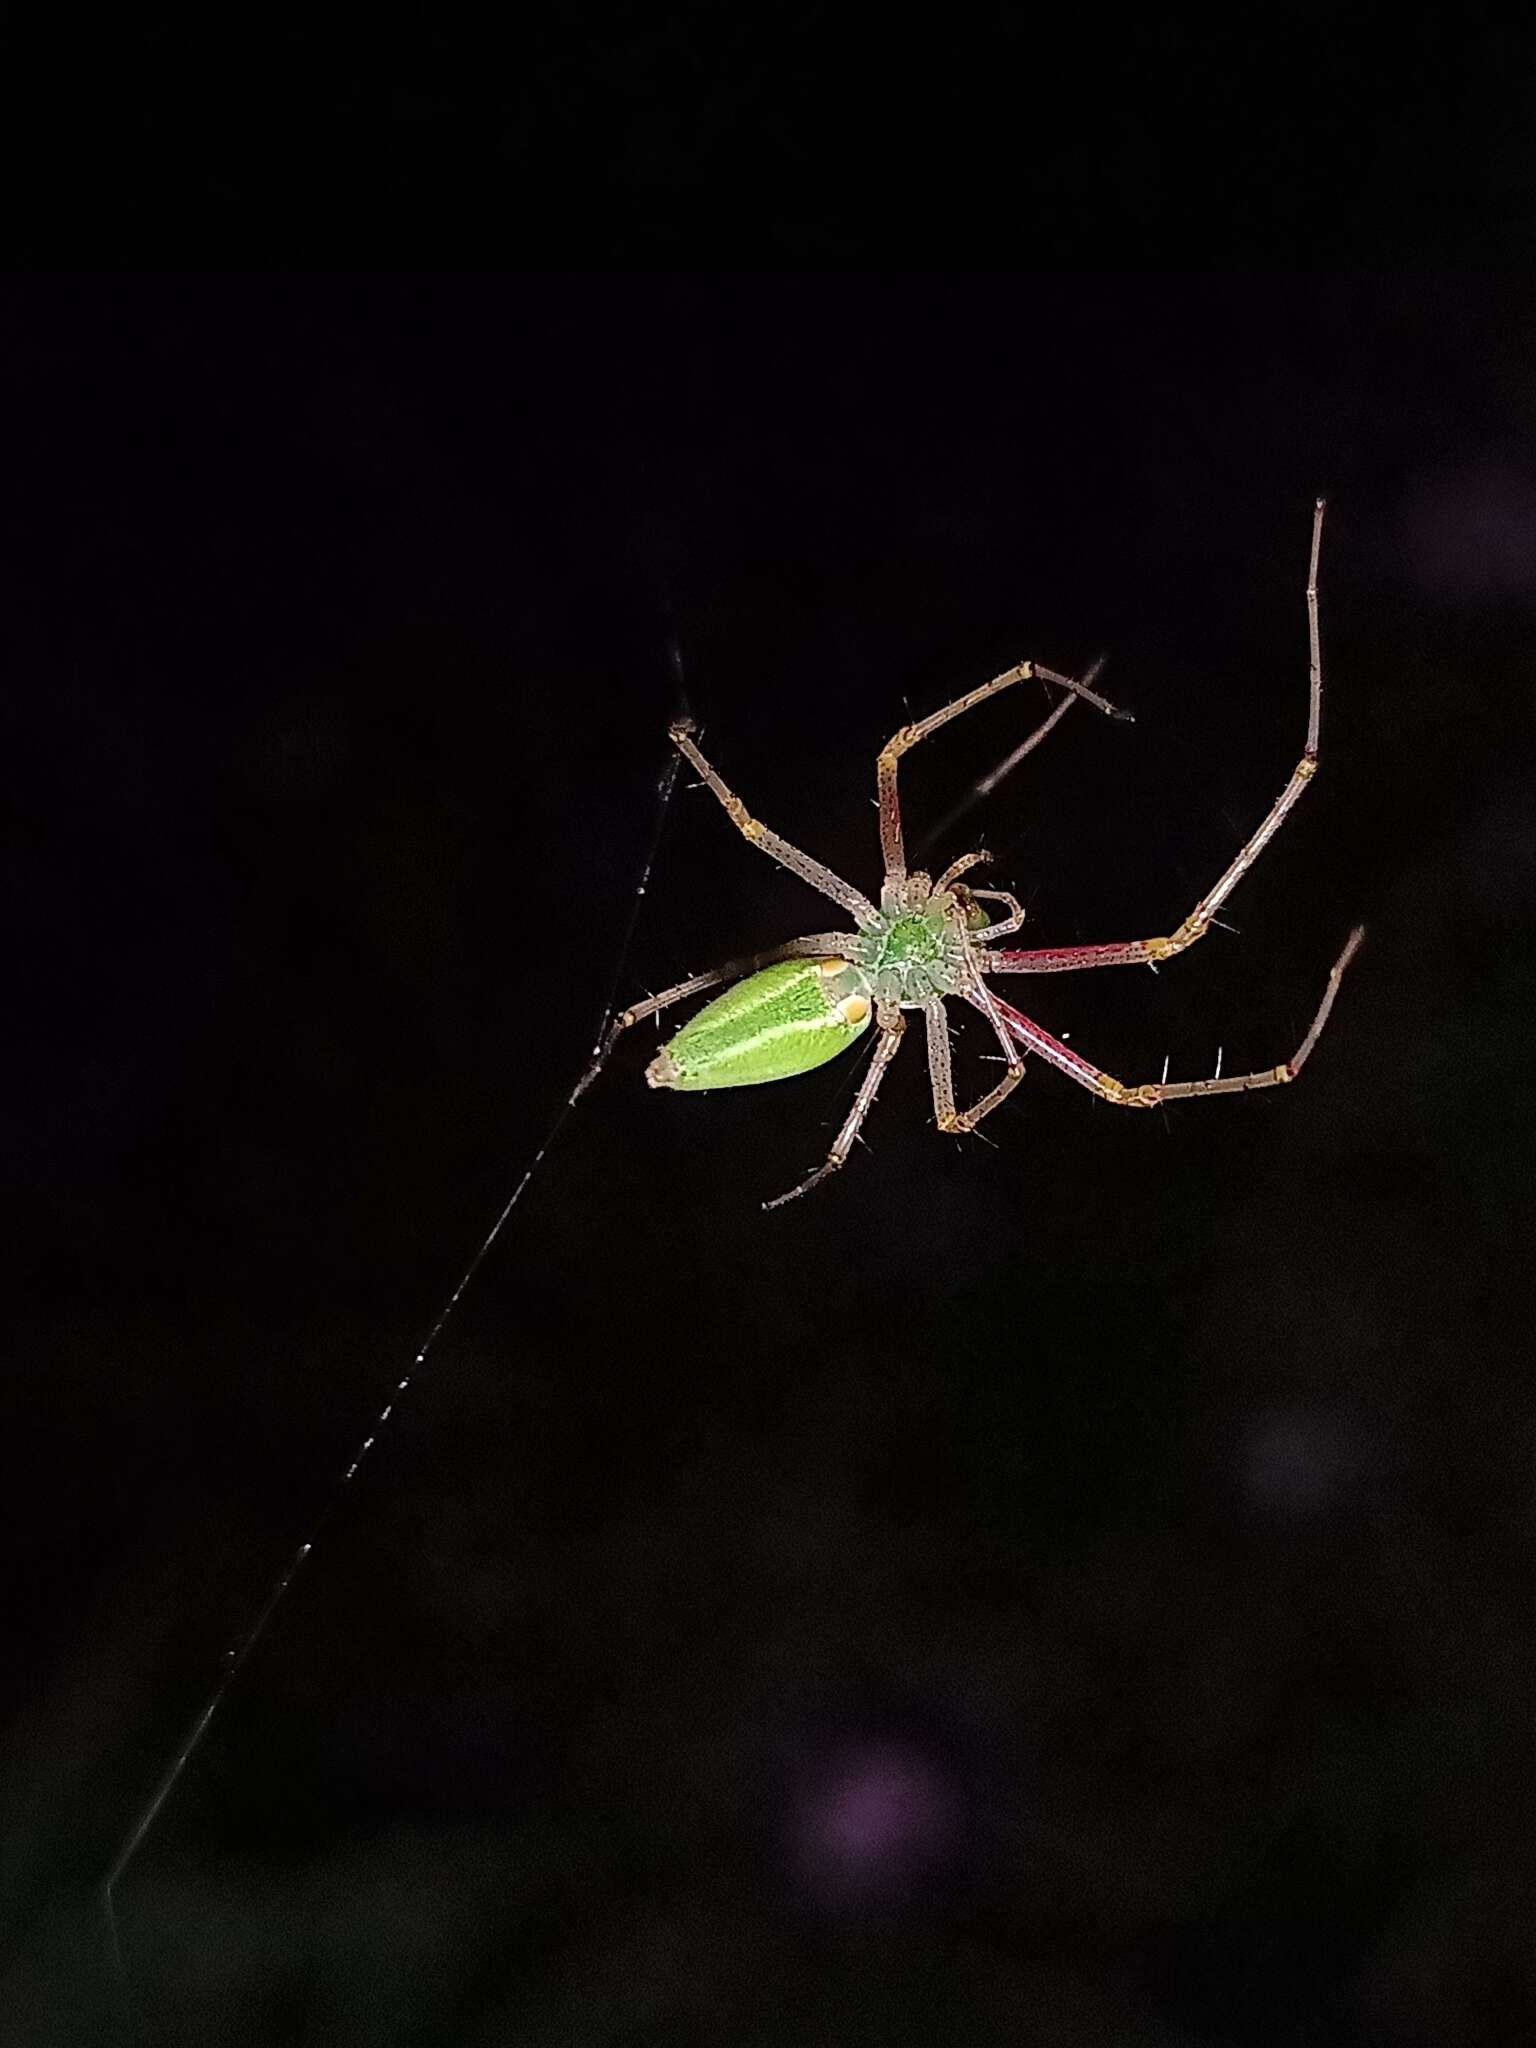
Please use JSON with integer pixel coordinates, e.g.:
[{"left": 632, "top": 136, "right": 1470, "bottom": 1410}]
[
  {"left": 975, "top": 925, "right": 1363, "bottom": 1108},
  {"left": 669, "top": 721, "right": 877, "bottom": 925},
  {"left": 924, "top": 997, "right": 1026, "bottom": 1133},
  {"left": 968, "top": 963, "right": 1036, "bottom": 1070},
  {"left": 880, "top": 659, "right": 1129, "bottom": 879},
  {"left": 913, "top": 656, "right": 1120, "bottom": 862},
  {"left": 575, "top": 933, "right": 856, "bottom": 1097},
  {"left": 763, "top": 1003, "right": 905, "bottom": 1209},
  {"left": 933, "top": 849, "right": 992, "bottom": 894},
  {"left": 983, "top": 500, "right": 1329, "bottom": 979}
]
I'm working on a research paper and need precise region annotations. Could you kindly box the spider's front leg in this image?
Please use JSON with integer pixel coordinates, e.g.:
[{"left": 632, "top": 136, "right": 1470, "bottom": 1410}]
[
  {"left": 976, "top": 925, "right": 1364, "bottom": 1109},
  {"left": 668, "top": 720, "right": 877, "bottom": 925},
  {"left": 878, "top": 663, "right": 1129, "bottom": 880},
  {"left": 984, "top": 499, "right": 1330, "bottom": 979},
  {"left": 763, "top": 1002, "right": 906, "bottom": 1210}
]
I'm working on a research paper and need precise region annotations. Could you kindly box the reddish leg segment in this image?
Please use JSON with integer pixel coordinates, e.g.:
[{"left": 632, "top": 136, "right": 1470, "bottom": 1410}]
[{"left": 974, "top": 924, "right": 1363, "bottom": 1108}]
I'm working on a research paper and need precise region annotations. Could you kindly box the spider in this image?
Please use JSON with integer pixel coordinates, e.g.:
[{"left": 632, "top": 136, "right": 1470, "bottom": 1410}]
[{"left": 591, "top": 499, "right": 1363, "bottom": 1210}]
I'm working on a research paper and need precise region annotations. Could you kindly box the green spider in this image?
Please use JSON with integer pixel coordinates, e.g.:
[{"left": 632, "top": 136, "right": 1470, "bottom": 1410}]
[{"left": 593, "top": 501, "right": 1363, "bottom": 1210}]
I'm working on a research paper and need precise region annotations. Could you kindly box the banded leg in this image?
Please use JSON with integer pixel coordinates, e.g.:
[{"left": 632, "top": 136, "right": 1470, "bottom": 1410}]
[
  {"left": 924, "top": 997, "right": 1026, "bottom": 1134},
  {"left": 966, "top": 958, "right": 1037, "bottom": 1074},
  {"left": 763, "top": 1003, "right": 905, "bottom": 1210},
  {"left": 669, "top": 720, "right": 878, "bottom": 926},
  {"left": 974, "top": 924, "right": 1363, "bottom": 1108},
  {"left": 983, "top": 500, "right": 1328, "bottom": 978},
  {"left": 881, "top": 658, "right": 1130, "bottom": 879},
  {"left": 933, "top": 850, "right": 992, "bottom": 893},
  {"left": 574, "top": 933, "right": 856, "bottom": 1098},
  {"left": 915, "top": 655, "right": 1114, "bottom": 862}
]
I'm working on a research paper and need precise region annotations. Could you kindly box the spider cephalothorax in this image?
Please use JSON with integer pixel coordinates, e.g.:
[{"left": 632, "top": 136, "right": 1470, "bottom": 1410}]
[
  {"left": 853, "top": 865, "right": 1001, "bottom": 1005},
  {"left": 593, "top": 501, "right": 1362, "bottom": 1210}
]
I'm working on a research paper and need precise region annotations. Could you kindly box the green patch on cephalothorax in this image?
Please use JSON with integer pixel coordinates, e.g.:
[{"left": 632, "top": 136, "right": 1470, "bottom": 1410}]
[
  {"left": 860, "top": 898, "right": 970, "bottom": 1005},
  {"left": 884, "top": 915, "right": 944, "bottom": 962}
]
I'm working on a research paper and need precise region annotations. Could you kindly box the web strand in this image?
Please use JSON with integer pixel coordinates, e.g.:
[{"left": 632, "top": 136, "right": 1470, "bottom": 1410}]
[
  {"left": 574, "top": 637, "right": 692, "bottom": 1100},
  {"left": 102, "top": 661, "right": 691, "bottom": 2026}
]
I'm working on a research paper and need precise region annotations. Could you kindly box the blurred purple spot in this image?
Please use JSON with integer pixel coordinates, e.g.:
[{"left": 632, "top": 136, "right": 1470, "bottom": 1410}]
[
  {"left": 1245, "top": 1409, "right": 1347, "bottom": 1515},
  {"left": 1404, "top": 461, "right": 1536, "bottom": 598},
  {"left": 789, "top": 1737, "right": 959, "bottom": 1909}
]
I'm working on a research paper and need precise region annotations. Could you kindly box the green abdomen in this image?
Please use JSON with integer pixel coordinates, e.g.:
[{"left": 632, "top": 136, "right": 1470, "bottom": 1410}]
[{"left": 652, "top": 958, "right": 872, "bottom": 1091}]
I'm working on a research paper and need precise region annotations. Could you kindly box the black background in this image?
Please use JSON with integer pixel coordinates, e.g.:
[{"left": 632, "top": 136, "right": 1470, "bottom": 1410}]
[{"left": 5, "top": 274, "right": 1536, "bottom": 2043}]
